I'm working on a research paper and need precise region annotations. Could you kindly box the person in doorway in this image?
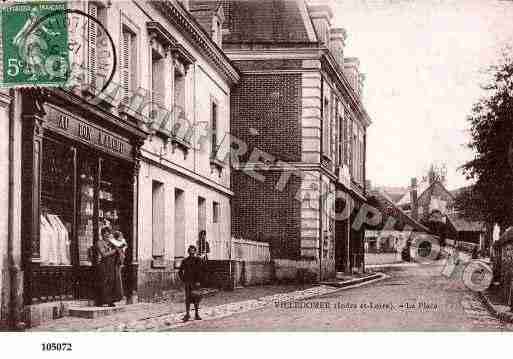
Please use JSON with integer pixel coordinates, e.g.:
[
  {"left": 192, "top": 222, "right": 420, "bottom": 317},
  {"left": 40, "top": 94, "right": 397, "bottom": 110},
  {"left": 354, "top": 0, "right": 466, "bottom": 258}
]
[
  {"left": 197, "top": 230, "right": 210, "bottom": 261},
  {"left": 94, "top": 226, "right": 123, "bottom": 307},
  {"left": 178, "top": 245, "right": 204, "bottom": 322},
  {"left": 111, "top": 230, "right": 128, "bottom": 299}
]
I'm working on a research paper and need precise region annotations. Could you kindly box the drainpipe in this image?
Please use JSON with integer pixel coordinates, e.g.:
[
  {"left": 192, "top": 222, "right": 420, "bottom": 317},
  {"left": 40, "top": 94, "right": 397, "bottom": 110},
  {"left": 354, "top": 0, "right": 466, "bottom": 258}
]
[{"left": 7, "top": 89, "right": 24, "bottom": 330}]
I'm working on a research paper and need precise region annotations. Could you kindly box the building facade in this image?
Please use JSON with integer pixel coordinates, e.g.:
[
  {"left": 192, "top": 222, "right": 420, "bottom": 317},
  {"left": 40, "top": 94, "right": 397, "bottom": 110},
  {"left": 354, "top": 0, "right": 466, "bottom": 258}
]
[
  {"left": 0, "top": 0, "right": 238, "bottom": 329},
  {"left": 223, "top": 1, "right": 371, "bottom": 280}
]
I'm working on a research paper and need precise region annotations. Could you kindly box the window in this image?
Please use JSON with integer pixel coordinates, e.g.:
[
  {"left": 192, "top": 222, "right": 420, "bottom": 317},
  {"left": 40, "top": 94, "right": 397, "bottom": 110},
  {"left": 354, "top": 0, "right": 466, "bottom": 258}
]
[
  {"left": 322, "top": 96, "right": 330, "bottom": 156},
  {"left": 121, "top": 26, "right": 137, "bottom": 104},
  {"left": 338, "top": 113, "right": 344, "bottom": 166},
  {"left": 174, "top": 60, "right": 186, "bottom": 113},
  {"left": 344, "top": 114, "right": 349, "bottom": 166},
  {"left": 213, "top": 202, "right": 220, "bottom": 224},
  {"left": 198, "top": 197, "right": 206, "bottom": 236},
  {"left": 87, "top": 2, "right": 107, "bottom": 93},
  {"left": 174, "top": 188, "right": 185, "bottom": 259},
  {"left": 151, "top": 48, "right": 165, "bottom": 119},
  {"left": 359, "top": 128, "right": 365, "bottom": 183},
  {"left": 211, "top": 100, "right": 218, "bottom": 156},
  {"left": 212, "top": 18, "right": 222, "bottom": 46},
  {"left": 152, "top": 181, "right": 165, "bottom": 259}
]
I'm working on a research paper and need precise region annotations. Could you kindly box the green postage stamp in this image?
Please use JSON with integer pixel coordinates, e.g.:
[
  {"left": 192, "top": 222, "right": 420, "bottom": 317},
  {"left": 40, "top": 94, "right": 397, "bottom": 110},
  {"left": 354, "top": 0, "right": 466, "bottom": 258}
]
[{"left": 1, "top": 2, "right": 69, "bottom": 87}]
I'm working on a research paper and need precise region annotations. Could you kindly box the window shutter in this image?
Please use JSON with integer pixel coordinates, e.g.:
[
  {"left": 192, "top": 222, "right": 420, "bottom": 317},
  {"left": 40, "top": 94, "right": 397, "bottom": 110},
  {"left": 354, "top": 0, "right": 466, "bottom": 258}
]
[
  {"left": 212, "top": 101, "right": 218, "bottom": 155},
  {"left": 152, "top": 182, "right": 165, "bottom": 258},
  {"left": 88, "top": 3, "right": 98, "bottom": 93},
  {"left": 121, "top": 31, "right": 130, "bottom": 104},
  {"left": 129, "top": 36, "right": 137, "bottom": 96}
]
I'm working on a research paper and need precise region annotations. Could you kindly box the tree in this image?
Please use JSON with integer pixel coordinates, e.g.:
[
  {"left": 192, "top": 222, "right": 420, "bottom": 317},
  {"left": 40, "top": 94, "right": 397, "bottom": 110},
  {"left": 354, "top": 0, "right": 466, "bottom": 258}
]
[
  {"left": 461, "top": 53, "right": 513, "bottom": 229},
  {"left": 452, "top": 186, "right": 486, "bottom": 222}
]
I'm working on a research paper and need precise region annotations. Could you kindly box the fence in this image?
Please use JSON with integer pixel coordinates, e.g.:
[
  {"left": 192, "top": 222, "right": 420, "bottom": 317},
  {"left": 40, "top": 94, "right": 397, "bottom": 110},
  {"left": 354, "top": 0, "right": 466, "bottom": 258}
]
[
  {"left": 445, "top": 238, "right": 477, "bottom": 253},
  {"left": 209, "top": 237, "right": 271, "bottom": 262}
]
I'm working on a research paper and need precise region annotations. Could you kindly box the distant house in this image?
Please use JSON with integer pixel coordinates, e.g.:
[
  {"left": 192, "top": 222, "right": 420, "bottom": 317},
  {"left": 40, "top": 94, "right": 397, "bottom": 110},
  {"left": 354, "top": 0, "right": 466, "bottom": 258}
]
[
  {"left": 365, "top": 188, "right": 429, "bottom": 256},
  {"left": 396, "top": 179, "right": 485, "bottom": 247},
  {"left": 446, "top": 213, "right": 485, "bottom": 246}
]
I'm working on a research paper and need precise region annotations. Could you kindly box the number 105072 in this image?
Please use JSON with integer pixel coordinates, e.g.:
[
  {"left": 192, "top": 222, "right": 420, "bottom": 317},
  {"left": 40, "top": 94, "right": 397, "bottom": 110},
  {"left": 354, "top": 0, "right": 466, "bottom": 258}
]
[{"left": 41, "top": 343, "right": 72, "bottom": 351}]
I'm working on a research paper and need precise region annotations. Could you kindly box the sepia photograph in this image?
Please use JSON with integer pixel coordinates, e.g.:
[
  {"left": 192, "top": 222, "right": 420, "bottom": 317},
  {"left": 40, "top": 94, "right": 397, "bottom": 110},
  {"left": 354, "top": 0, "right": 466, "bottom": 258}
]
[{"left": 0, "top": 0, "right": 513, "bottom": 353}]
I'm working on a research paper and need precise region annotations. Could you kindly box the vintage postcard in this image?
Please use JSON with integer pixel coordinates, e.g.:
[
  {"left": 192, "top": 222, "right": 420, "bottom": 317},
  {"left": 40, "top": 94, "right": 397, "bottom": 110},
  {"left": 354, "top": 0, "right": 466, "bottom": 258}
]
[{"left": 1, "top": 0, "right": 513, "bottom": 349}]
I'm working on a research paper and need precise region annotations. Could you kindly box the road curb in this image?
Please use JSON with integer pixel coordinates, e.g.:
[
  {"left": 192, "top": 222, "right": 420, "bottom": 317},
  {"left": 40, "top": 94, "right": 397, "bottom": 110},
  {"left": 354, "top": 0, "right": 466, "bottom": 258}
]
[
  {"left": 319, "top": 273, "right": 384, "bottom": 288},
  {"left": 477, "top": 292, "right": 513, "bottom": 323},
  {"left": 158, "top": 273, "right": 389, "bottom": 331}
]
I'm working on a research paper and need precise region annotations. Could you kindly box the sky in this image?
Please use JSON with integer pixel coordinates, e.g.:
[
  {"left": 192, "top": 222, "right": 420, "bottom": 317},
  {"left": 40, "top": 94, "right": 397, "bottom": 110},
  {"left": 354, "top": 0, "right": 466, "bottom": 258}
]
[{"left": 315, "top": 0, "right": 513, "bottom": 190}]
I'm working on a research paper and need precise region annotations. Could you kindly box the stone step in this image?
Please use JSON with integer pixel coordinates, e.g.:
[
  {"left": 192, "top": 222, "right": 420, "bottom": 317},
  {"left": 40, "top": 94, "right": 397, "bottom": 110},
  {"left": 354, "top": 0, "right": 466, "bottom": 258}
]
[{"left": 68, "top": 305, "right": 127, "bottom": 319}]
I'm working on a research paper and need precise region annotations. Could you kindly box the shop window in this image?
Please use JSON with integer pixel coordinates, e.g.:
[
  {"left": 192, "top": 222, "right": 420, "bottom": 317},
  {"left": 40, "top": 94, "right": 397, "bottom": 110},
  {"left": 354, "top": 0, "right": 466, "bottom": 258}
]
[
  {"left": 77, "top": 156, "right": 96, "bottom": 265},
  {"left": 213, "top": 201, "right": 220, "bottom": 224},
  {"left": 152, "top": 181, "right": 165, "bottom": 259},
  {"left": 121, "top": 26, "right": 137, "bottom": 104},
  {"left": 40, "top": 138, "right": 73, "bottom": 266},
  {"left": 174, "top": 188, "right": 185, "bottom": 259}
]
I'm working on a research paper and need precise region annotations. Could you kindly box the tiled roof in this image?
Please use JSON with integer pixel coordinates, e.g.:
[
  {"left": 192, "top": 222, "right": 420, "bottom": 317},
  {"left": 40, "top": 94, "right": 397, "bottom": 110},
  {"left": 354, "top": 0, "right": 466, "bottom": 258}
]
[
  {"left": 446, "top": 213, "right": 485, "bottom": 233},
  {"left": 222, "top": 0, "right": 313, "bottom": 44},
  {"left": 368, "top": 189, "right": 430, "bottom": 232}
]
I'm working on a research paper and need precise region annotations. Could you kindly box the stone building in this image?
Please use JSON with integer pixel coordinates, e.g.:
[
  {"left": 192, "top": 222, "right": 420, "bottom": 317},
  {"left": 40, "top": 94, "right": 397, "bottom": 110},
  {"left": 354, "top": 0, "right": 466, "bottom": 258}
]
[
  {"left": 222, "top": 1, "right": 372, "bottom": 280},
  {"left": 0, "top": 0, "right": 238, "bottom": 329}
]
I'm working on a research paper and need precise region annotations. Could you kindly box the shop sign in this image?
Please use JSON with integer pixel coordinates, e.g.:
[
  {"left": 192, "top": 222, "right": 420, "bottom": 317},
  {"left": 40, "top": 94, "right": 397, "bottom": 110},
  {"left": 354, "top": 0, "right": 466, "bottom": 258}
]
[{"left": 44, "top": 105, "right": 133, "bottom": 160}]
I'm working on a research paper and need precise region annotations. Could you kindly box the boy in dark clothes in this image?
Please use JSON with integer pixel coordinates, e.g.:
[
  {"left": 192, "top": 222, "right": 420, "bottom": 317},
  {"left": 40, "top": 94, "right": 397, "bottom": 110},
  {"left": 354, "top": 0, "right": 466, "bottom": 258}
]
[{"left": 178, "top": 245, "right": 204, "bottom": 321}]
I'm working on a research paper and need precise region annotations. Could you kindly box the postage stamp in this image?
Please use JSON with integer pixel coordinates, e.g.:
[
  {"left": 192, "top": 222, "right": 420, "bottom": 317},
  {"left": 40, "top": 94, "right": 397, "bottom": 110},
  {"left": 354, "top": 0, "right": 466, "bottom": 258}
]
[{"left": 1, "top": 2, "right": 69, "bottom": 87}]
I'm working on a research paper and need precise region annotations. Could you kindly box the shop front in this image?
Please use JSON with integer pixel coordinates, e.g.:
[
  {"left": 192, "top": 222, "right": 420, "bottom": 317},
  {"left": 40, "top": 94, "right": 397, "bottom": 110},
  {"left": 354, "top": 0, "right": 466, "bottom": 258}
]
[
  {"left": 335, "top": 184, "right": 366, "bottom": 273},
  {"left": 21, "top": 89, "right": 147, "bottom": 307}
]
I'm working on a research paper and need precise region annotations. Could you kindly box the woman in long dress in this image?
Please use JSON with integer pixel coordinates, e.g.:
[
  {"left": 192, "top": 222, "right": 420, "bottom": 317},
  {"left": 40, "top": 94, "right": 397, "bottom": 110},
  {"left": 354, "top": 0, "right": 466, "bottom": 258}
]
[{"left": 95, "top": 226, "right": 123, "bottom": 307}]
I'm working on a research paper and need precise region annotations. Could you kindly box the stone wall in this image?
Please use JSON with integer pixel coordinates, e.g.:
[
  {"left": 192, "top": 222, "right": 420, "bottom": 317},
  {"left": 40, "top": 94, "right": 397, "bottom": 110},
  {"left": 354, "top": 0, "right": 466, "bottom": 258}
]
[{"left": 205, "top": 260, "right": 274, "bottom": 289}]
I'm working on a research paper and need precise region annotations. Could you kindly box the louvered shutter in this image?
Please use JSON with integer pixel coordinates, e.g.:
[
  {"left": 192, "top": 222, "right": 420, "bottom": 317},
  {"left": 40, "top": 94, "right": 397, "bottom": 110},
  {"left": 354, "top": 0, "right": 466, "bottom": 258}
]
[
  {"left": 129, "top": 35, "right": 137, "bottom": 98},
  {"left": 88, "top": 3, "right": 98, "bottom": 93},
  {"left": 121, "top": 31, "right": 130, "bottom": 104}
]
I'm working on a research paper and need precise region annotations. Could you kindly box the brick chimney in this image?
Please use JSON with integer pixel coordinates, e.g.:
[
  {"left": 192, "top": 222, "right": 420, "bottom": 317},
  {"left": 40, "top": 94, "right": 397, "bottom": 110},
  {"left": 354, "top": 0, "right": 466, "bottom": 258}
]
[
  {"left": 410, "top": 177, "right": 418, "bottom": 220},
  {"left": 308, "top": 5, "right": 333, "bottom": 47},
  {"left": 330, "top": 28, "right": 347, "bottom": 68},
  {"left": 343, "top": 57, "right": 360, "bottom": 96},
  {"left": 189, "top": 1, "right": 225, "bottom": 47}
]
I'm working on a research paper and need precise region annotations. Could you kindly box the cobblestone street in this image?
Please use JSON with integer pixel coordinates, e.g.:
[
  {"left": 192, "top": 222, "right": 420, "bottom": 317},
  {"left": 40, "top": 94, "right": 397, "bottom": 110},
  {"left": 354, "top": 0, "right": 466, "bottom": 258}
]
[{"left": 171, "top": 263, "right": 512, "bottom": 331}]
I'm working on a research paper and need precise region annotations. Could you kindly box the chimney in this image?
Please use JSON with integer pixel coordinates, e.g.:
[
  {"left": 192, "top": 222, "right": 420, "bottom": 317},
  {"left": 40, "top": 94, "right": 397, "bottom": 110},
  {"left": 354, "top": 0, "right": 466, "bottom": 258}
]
[
  {"left": 308, "top": 5, "right": 333, "bottom": 47},
  {"left": 188, "top": 2, "right": 225, "bottom": 47},
  {"left": 330, "top": 28, "right": 347, "bottom": 68},
  {"left": 343, "top": 57, "right": 361, "bottom": 96},
  {"left": 410, "top": 178, "right": 418, "bottom": 220},
  {"left": 358, "top": 73, "right": 366, "bottom": 101},
  {"left": 365, "top": 180, "right": 372, "bottom": 193},
  {"left": 180, "top": 0, "right": 190, "bottom": 11}
]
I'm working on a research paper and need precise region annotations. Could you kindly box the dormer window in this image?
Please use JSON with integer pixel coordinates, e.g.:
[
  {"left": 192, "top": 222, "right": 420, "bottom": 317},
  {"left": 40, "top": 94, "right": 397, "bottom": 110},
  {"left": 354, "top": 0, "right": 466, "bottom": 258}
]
[{"left": 212, "top": 18, "right": 222, "bottom": 46}]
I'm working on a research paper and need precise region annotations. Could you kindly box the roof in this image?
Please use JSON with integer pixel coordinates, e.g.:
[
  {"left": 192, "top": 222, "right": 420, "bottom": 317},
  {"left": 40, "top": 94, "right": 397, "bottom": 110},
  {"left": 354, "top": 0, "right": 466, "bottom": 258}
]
[
  {"left": 368, "top": 189, "right": 430, "bottom": 233},
  {"left": 189, "top": 1, "right": 222, "bottom": 12},
  {"left": 397, "top": 180, "right": 454, "bottom": 208},
  {"left": 374, "top": 186, "right": 408, "bottom": 203},
  {"left": 396, "top": 178, "right": 430, "bottom": 206},
  {"left": 446, "top": 213, "right": 485, "bottom": 233},
  {"left": 222, "top": 0, "right": 315, "bottom": 44}
]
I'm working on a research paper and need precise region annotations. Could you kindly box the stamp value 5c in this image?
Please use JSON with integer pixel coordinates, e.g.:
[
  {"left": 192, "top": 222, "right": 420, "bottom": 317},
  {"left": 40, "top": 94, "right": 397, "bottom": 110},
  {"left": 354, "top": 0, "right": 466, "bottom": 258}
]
[{"left": 1, "top": 2, "right": 69, "bottom": 87}]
